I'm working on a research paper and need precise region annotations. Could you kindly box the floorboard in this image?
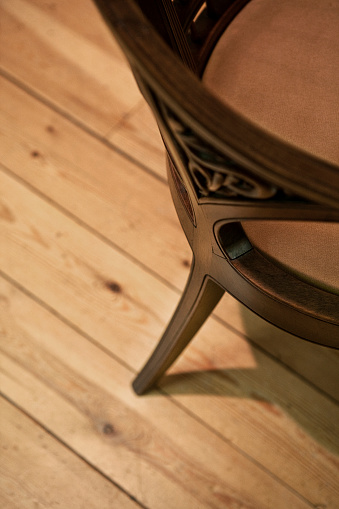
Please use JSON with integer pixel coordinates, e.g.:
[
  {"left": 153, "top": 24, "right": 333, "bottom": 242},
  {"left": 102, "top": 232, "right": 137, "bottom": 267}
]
[{"left": 0, "top": 0, "right": 338, "bottom": 508}]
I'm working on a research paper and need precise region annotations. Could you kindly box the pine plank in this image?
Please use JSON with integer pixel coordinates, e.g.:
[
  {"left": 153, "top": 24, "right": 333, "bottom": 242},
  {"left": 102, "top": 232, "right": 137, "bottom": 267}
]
[
  {"left": 1, "top": 170, "right": 338, "bottom": 507},
  {"left": 0, "top": 75, "right": 191, "bottom": 291},
  {"left": 108, "top": 101, "right": 168, "bottom": 179},
  {"left": 0, "top": 0, "right": 166, "bottom": 177},
  {"left": 0, "top": 167, "right": 177, "bottom": 368},
  {"left": 1, "top": 1, "right": 338, "bottom": 507},
  {"left": 0, "top": 397, "right": 141, "bottom": 509},
  {"left": 0, "top": 277, "right": 322, "bottom": 509},
  {"left": 0, "top": 75, "right": 338, "bottom": 401},
  {"left": 215, "top": 295, "right": 339, "bottom": 403},
  {"left": 0, "top": 0, "right": 141, "bottom": 134},
  {"left": 164, "top": 335, "right": 339, "bottom": 508}
]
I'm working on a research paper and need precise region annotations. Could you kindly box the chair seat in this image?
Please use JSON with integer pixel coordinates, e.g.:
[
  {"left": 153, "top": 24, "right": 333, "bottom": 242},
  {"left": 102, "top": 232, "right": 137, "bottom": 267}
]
[{"left": 203, "top": 0, "right": 339, "bottom": 293}]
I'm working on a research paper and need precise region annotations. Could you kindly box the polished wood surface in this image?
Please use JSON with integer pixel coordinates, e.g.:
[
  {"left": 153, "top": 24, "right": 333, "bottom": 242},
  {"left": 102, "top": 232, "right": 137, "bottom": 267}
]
[
  {"left": 93, "top": 0, "right": 338, "bottom": 395},
  {"left": 1, "top": 1, "right": 339, "bottom": 507},
  {"left": 95, "top": 0, "right": 339, "bottom": 207}
]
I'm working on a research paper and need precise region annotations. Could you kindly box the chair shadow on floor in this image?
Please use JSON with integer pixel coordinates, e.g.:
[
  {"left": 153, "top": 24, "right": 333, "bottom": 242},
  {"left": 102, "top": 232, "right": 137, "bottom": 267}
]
[{"left": 152, "top": 300, "right": 339, "bottom": 455}]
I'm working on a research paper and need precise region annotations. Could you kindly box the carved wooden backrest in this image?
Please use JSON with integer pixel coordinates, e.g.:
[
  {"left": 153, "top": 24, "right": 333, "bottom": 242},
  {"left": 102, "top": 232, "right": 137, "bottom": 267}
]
[{"left": 94, "top": 0, "right": 339, "bottom": 212}]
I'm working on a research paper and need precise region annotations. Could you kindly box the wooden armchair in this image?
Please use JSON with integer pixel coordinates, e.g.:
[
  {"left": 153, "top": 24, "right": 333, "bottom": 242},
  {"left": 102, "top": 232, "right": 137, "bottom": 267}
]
[{"left": 93, "top": 0, "right": 339, "bottom": 394}]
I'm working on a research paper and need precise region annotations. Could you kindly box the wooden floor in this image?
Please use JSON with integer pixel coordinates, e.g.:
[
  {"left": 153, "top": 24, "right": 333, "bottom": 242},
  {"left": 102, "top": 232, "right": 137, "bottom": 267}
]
[{"left": 1, "top": 1, "right": 338, "bottom": 508}]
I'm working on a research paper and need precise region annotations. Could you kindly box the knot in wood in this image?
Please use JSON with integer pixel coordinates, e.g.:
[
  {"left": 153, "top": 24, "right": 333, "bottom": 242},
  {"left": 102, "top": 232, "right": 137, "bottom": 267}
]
[{"left": 102, "top": 423, "right": 115, "bottom": 436}]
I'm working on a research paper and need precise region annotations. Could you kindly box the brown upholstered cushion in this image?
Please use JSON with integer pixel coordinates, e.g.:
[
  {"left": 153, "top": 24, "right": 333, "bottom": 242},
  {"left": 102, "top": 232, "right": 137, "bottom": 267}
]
[
  {"left": 203, "top": 0, "right": 339, "bottom": 292},
  {"left": 242, "top": 220, "right": 339, "bottom": 294}
]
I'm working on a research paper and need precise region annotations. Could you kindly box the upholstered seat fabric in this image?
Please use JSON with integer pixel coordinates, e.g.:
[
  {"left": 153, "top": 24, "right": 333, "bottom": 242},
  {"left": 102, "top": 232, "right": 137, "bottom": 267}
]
[{"left": 203, "top": 0, "right": 339, "bottom": 292}]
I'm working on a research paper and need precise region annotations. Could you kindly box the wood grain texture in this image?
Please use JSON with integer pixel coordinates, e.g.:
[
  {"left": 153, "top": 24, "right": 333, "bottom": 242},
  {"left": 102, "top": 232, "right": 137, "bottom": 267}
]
[
  {"left": 0, "top": 75, "right": 190, "bottom": 290},
  {"left": 0, "top": 0, "right": 141, "bottom": 133},
  {"left": 0, "top": 168, "right": 175, "bottom": 367},
  {"left": 215, "top": 295, "right": 339, "bottom": 402},
  {"left": 0, "top": 397, "right": 140, "bottom": 509},
  {"left": 0, "top": 74, "right": 337, "bottom": 398},
  {"left": 1, "top": 276, "right": 334, "bottom": 509},
  {"left": 0, "top": 0, "right": 338, "bottom": 507},
  {"left": 108, "top": 101, "right": 168, "bottom": 179},
  {"left": 1, "top": 169, "right": 338, "bottom": 507}
]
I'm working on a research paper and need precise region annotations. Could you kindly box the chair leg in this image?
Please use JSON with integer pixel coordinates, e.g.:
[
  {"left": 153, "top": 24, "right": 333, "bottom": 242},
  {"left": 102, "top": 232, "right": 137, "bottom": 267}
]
[{"left": 132, "top": 261, "right": 225, "bottom": 394}]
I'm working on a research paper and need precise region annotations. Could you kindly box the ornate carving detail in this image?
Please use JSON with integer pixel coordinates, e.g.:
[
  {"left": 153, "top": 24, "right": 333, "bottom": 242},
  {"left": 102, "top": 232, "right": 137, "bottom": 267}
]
[{"left": 162, "top": 107, "right": 279, "bottom": 200}]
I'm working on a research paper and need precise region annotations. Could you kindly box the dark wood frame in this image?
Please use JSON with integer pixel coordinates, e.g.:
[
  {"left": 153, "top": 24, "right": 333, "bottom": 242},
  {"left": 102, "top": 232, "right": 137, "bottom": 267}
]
[{"left": 93, "top": 0, "right": 339, "bottom": 394}]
